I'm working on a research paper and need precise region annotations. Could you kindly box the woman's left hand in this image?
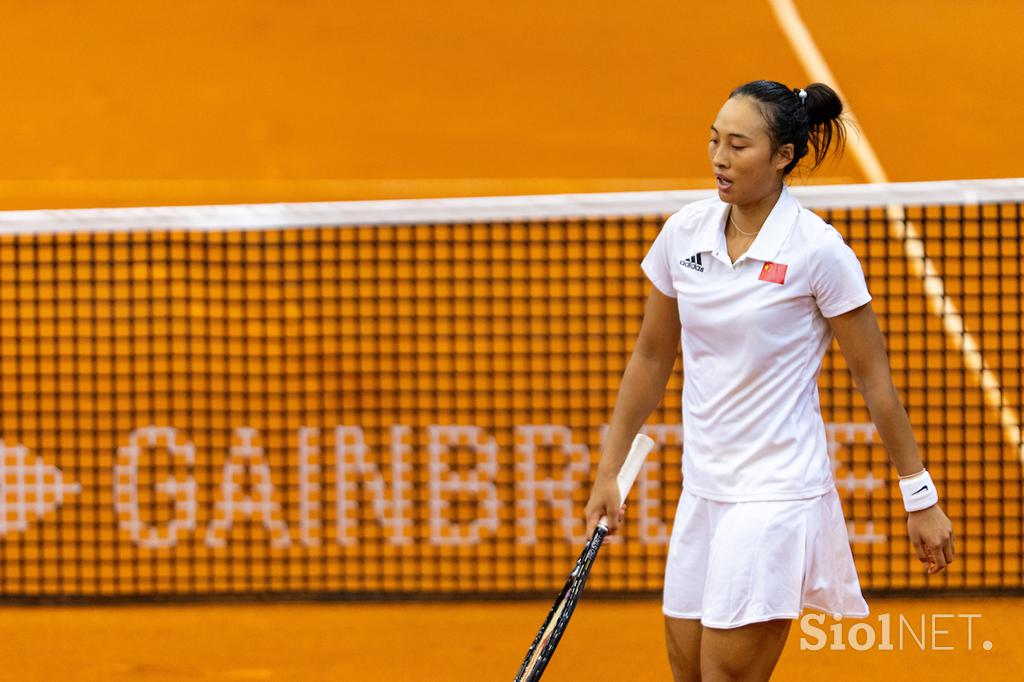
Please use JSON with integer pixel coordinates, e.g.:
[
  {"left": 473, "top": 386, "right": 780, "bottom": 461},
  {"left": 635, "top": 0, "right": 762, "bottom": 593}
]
[{"left": 906, "top": 505, "right": 954, "bottom": 574}]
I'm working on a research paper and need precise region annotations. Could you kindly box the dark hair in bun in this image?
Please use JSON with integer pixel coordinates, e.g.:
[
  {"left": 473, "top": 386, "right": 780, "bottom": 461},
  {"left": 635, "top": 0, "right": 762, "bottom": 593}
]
[{"left": 729, "top": 80, "right": 846, "bottom": 176}]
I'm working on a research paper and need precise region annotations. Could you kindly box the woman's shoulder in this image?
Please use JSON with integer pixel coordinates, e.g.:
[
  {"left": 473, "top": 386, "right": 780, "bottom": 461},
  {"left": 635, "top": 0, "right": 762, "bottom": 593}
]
[
  {"left": 791, "top": 203, "right": 850, "bottom": 253},
  {"left": 788, "top": 204, "right": 864, "bottom": 276}
]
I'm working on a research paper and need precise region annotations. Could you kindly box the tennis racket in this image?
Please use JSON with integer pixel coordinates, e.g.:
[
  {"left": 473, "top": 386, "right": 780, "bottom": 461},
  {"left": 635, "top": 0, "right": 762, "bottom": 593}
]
[{"left": 513, "top": 432, "right": 656, "bottom": 681}]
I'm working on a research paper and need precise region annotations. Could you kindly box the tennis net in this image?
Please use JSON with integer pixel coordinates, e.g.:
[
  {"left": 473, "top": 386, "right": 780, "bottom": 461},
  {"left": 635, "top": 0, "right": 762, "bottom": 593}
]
[{"left": 0, "top": 178, "right": 1021, "bottom": 601}]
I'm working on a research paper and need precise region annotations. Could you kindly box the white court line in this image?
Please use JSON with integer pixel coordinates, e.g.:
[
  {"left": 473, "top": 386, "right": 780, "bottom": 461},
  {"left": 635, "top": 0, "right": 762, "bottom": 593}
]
[{"left": 768, "top": 0, "right": 1024, "bottom": 464}]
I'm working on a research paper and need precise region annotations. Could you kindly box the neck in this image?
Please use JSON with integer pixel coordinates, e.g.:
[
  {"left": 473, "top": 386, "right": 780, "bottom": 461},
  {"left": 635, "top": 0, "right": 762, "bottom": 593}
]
[{"left": 730, "top": 184, "right": 784, "bottom": 235}]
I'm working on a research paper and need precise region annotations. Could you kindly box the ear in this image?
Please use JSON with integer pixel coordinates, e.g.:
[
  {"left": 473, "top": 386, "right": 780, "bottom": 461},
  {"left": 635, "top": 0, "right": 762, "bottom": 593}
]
[{"left": 774, "top": 143, "right": 794, "bottom": 171}]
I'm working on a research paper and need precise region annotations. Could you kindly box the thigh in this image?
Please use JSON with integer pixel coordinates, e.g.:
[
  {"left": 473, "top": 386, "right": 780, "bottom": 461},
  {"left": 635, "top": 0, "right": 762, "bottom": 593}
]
[
  {"left": 700, "top": 619, "right": 791, "bottom": 682},
  {"left": 664, "top": 616, "right": 703, "bottom": 682}
]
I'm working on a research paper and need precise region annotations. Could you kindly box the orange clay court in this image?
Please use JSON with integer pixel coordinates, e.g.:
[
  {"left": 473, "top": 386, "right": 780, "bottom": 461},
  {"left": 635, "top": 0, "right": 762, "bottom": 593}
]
[{"left": 0, "top": 1, "right": 1022, "bottom": 681}]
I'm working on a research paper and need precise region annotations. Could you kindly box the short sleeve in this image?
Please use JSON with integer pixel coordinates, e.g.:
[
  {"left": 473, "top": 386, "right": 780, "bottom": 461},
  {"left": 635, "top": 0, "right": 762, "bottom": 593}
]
[
  {"left": 641, "top": 219, "right": 676, "bottom": 297},
  {"left": 809, "top": 228, "right": 871, "bottom": 318}
]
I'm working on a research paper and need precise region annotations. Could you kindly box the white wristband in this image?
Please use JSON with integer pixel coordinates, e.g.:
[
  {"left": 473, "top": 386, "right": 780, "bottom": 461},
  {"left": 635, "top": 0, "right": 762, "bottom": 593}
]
[{"left": 899, "top": 469, "right": 939, "bottom": 512}]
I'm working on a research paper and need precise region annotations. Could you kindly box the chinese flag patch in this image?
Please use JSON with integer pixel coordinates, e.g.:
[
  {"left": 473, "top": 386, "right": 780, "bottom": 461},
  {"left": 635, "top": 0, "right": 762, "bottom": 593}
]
[{"left": 758, "top": 262, "right": 787, "bottom": 284}]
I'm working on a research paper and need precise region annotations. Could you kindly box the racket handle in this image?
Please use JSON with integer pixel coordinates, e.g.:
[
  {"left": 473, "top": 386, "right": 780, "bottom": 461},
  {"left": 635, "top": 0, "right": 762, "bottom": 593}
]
[{"left": 596, "top": 433, "right": 656, "bottom": 527}]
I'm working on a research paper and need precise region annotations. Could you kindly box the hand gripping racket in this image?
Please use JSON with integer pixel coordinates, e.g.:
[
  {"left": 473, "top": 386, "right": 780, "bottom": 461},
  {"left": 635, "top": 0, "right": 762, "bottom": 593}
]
[{"left": 513, "top": 433, "right": 656, "bottom": 681}]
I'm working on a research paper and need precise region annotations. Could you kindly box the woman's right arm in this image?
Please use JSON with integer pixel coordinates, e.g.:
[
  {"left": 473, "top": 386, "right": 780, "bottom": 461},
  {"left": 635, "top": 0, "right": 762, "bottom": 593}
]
[{"left": 584, "top": 287, "right": 681, "bottom": 537}]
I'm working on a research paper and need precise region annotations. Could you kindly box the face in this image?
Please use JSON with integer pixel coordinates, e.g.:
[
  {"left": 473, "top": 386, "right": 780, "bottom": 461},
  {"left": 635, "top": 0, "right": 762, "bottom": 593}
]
[{"left": 708, "top": 96, "right": 793, "bottom": 206}]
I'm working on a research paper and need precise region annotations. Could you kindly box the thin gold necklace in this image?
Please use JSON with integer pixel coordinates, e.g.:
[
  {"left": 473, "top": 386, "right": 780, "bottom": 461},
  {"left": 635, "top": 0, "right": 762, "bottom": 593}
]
[{"left": 729, "top": 212, "right": 758, "bottom": 237}]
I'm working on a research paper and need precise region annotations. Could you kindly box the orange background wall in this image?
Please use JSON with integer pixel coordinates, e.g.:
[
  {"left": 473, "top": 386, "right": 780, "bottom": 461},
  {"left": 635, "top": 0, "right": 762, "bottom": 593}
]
[{"left": 0, "top": 0, "right": 1020, "bottom": 209}]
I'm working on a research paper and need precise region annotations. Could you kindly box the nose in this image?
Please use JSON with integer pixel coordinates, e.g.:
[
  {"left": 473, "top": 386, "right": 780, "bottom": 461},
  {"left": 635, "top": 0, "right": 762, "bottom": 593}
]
[{"left": 711, "top": 145, "right": 728, "bottom": 169}]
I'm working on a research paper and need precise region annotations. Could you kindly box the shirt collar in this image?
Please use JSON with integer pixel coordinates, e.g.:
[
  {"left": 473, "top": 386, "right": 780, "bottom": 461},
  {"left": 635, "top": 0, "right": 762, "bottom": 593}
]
[{"left": 692, "top": 186, "right": 800, "bottom": 263}]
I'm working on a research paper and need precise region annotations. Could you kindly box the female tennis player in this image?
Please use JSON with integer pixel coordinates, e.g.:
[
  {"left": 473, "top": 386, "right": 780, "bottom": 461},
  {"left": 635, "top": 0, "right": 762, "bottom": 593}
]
[{"left": 584, "top": 80, "right": 955, "bottom": 681}]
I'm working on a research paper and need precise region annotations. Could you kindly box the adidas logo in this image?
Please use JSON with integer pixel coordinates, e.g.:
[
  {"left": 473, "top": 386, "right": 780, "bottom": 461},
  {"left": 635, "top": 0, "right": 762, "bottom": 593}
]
[{"left": 680, "top": 253, "right": 704, "bottom": 273}]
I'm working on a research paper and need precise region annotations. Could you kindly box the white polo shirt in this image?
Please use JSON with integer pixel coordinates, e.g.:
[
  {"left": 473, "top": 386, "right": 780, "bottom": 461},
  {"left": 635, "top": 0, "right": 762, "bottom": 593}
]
[{"left": 642, "top": 186, "right": 871, "bottom": 502}]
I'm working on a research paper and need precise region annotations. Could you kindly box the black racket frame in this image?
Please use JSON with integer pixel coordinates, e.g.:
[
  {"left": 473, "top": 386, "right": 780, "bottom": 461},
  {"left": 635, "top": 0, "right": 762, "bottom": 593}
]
[{"left": 513, "top": 524, "right": 609, "bottom": 681}]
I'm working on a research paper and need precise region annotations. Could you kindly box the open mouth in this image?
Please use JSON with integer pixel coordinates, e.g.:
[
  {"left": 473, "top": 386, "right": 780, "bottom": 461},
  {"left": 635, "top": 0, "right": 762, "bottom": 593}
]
[{"left": 715, "top": 175, "right": 733, "bottom": 191}]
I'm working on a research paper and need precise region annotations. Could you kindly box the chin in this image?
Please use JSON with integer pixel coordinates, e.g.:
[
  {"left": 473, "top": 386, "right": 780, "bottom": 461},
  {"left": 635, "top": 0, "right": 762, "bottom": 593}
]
[{"left": 717, "top": 187, "right": 741, "bottom": 205}]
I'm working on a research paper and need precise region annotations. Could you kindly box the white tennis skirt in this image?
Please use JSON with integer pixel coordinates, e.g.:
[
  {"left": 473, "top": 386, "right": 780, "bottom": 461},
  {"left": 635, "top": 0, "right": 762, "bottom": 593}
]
[{"left": 662, "top": 487, "right": 870, "bottom": 629}]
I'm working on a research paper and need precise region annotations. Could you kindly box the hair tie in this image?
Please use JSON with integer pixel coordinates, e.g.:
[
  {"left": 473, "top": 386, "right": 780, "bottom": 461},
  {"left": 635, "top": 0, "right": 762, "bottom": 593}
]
[{"left": 797, "top": 88, "right": 808, "bottom": 104}]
